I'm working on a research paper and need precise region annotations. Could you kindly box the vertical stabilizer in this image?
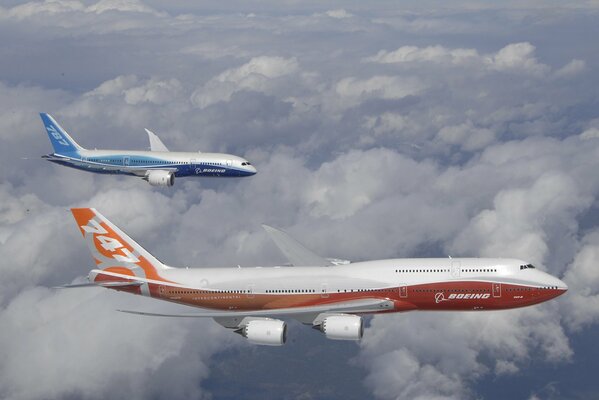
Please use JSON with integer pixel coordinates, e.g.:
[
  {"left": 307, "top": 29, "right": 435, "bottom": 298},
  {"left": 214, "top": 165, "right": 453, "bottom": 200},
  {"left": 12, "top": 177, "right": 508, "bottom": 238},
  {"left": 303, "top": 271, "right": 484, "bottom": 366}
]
[
  {"left": 40, "top": 113, "right": 85, "bottom": 154},
  {"left": 70, "top": 208, "right": 171, "bottom": 283}
]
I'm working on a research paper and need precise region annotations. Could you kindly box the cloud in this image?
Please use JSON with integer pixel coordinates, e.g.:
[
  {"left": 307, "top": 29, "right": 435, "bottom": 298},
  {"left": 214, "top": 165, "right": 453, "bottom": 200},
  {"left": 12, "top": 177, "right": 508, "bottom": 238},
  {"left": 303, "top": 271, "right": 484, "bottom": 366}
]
[
  {"left": 561, "top": 230, "right": 599, "bottom": 330},
  {"left": 324, "top": 9, "right": 353, "bottom": 19},
  {"left": 190, "top": 56, "right": 300, "bottom": 108},
  {"left": 437, "top": 121, "right": 495, "bottom": 151},
  {"left": 554, "top": 59, "right": 586, "bottom": 78},
  {"left": 87, "top": 0, "right": 161, "bottom": 15},
  {"left": 0, "top": 287, "right": 234, "bottom": 400},
  {"left": 333, "top": 76, "right": 426, "bottom": 110},
  {"left": 365, "top": 42, "right": 552, "bottom": 77},
  {"left": 1, "top": 2, "right": 599, "bottom": 399},
  {"left": 364, "top": 45, "right": 480, "bottom": 66}
]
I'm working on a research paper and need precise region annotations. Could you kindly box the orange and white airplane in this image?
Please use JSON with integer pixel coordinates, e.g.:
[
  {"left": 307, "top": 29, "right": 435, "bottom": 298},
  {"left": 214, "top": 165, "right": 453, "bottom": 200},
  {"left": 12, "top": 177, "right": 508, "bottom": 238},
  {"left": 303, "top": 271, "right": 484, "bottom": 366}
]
[{"left": 64, "top": 208, "right": 568, "bottom": 346}]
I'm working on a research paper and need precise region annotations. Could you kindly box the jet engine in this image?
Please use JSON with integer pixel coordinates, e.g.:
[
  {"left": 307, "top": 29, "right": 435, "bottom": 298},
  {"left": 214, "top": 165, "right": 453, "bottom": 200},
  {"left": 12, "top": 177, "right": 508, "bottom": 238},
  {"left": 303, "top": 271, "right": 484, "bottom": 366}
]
[
  {"left": 238, "top": 318, "right": 287, "bottom": 346},
  {"left": 144, "top": 170, "right": 174, "bottom": 187},
  {"left": 318, "top": 315, "right": 363, "bottom": 340}
]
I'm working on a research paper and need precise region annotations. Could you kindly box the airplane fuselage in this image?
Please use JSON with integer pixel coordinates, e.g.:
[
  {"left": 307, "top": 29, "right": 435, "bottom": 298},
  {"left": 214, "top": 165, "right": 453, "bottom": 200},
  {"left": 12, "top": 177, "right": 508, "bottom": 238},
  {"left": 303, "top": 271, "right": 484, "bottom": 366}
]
[
  {"left": 44, "top": 150, "right": 257, "bottom": 178},
  {"left": 91, "top": 258, "right": 567, "bottom": 314}
]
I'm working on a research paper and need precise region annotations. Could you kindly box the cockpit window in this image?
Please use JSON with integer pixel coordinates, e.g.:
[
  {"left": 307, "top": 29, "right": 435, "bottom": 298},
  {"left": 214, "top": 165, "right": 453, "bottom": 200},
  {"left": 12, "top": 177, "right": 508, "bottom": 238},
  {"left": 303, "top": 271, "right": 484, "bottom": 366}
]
[
  {"left": 520, "top": 264, "right": 536, "bottom": 270},
  {"left": 241, "top": 162, "right": 252, "bottom": 166}
]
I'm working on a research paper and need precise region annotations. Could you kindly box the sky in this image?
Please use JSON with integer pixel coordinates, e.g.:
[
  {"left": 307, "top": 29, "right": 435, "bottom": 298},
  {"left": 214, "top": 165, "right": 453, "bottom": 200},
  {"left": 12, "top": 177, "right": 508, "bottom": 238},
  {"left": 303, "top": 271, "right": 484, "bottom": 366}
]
[{"left": 1, "top": 0, "right": 599, "bottom": 399}]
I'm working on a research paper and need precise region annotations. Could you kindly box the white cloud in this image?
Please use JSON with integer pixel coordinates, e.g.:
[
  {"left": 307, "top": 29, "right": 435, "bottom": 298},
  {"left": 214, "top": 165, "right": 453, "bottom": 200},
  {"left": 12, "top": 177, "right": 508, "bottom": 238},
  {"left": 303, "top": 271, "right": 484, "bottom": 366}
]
[
  {"left": 580, "top": 127, "right": 599, "bottom": 140},
  {"left": 561, "top": 231, "right": 599, "bottom": 330},
  {"left": 364, "top": 45, "right": 480, "bottom": 66},
  {"left": 0, "top": 287, "right": 234, "bottom": 399},
  {"left": 87, "top": 0, "right": 161, "bottom": 15},
  {"left": 2, "top": 0, "right": 85, "bottom": 19},
  {"left": 190, "top": 56, "right": 300, "bottom": 108},
  {"left": 437, "top": 121, "right": 495, "bottom": 151},
  {"left": 554, "top": 59, "right": 586, "bottom": 78},
  {"left": 334, "top": 76, "right": 425, "bottom": 108},
  {"left": 365, "top": 42, "right": 552, "bottom": 77},
  {"left": 325, "top": 9, "right": 353, "bottom": 19},
  {"left": 1, "top": 3, "right": 599, "bottom": 399},
  {"left": 488, "top": 42, "right": 549, "bottom": 76},
  {"left": 0, "top": 0, "right": 161, "bottom": 20}
]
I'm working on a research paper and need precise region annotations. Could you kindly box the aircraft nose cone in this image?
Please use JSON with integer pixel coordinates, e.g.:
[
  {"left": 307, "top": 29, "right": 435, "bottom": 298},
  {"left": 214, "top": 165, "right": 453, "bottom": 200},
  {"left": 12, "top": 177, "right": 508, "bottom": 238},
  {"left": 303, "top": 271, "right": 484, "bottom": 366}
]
[{"left": 248, "top": 165, "right": 257, "bottom": 175}]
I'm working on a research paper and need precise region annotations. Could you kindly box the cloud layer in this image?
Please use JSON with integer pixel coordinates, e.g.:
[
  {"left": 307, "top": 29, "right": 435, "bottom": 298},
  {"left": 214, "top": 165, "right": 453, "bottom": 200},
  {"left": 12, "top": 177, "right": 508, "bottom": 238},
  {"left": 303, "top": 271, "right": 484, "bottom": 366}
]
[{"left": 1, "top": 1, "right": 599, "bottom": 399}]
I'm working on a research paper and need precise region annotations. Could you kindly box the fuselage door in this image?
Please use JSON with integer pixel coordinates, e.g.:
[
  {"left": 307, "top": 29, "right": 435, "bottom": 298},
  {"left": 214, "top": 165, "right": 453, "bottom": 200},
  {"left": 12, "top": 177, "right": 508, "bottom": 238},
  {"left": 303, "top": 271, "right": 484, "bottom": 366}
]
[
  {"left": 399, "top": 284, "right": 408, "bottom": 298},
  {"left": 226, "top": 159, "right": 232, "bottom": 167},
  {"left": 321, "top": 283, "right": 329, "bottom": 298},
  {"left": 451, "top": 261, "right": 461, "bottom": 278},
  {"left": 247, "top": 284, "right": 255, "bottom": 298},
  {"left": 191, "top": 159, "right": 199, "bottom": 174},
  {"left": 123, "top": 156, "right": 130, "bottom": 166},
  {"left": 492, "top": 283, "right": 501, "bottom": 298}
]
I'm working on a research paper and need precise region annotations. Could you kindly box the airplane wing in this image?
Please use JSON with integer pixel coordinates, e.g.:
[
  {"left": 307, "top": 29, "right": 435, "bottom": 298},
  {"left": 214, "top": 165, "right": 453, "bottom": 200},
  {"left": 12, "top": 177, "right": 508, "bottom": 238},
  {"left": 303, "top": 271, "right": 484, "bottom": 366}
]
[
  {"left": 145, "top": 129, "right": 169, "bottom": 152},
  {"left": 118, "top": 298, "right": 394, "bottom": 318},
  {"left": 262, "top": 225, "right": 334, "bottom": 267}
]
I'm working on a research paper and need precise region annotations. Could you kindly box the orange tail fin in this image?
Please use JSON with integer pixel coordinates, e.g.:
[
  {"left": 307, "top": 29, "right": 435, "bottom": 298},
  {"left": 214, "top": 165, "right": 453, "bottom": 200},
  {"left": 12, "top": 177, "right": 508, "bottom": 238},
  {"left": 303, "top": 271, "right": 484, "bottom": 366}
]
[{"left": 71, "top": 208, "right": 171, "bottom": 281}]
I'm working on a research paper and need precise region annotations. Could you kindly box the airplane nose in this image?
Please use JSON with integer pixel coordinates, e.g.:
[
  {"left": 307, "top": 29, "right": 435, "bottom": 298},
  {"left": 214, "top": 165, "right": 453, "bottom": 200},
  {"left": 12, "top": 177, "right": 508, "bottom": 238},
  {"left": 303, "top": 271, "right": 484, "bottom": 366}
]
[
  {"left": 248, "top": 165, "right": 257, "bottom": 175},
  {"left": 558, "top": 279, "right": 568, "bottom": 292}
]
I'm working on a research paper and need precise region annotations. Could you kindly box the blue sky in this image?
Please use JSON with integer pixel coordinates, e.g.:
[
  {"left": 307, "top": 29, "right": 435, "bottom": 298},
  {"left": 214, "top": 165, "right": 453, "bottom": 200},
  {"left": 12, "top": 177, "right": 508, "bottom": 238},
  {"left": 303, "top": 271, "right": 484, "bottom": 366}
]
[{"left": 1, "top": 1, "right": 599, "bottom": 399}]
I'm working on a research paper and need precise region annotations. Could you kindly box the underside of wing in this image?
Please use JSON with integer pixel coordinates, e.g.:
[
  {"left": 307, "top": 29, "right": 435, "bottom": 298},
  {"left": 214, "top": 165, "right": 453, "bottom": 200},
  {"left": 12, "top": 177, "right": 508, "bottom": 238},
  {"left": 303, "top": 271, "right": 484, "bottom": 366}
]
[
  {"left": 118, "top": 298, "right": 395, "bottom": 318},
  {"left": 262, "top": 225, "right": 333, "bottom": 267}
]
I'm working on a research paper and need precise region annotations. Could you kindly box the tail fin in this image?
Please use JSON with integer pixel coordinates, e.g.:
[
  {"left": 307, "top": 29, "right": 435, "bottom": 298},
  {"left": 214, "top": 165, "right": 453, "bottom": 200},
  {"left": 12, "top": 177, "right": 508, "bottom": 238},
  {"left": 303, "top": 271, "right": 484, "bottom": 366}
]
[
  {"left": 40, "top": 113, "right": 85, "bottom": 154},
  {"left": 70, "top": 208, "right": 171, "bottom": 281}
]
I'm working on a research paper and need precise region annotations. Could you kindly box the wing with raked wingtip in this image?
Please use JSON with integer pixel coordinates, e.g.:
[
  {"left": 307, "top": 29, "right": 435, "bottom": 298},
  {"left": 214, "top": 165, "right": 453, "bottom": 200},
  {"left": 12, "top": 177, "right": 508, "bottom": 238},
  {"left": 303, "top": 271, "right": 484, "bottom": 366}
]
[
  {"left": 117, "top": 298, "right": 394, "bottom": 318},
  {"left": 262, "top": 225, "right": 334, "bottom": 267}
]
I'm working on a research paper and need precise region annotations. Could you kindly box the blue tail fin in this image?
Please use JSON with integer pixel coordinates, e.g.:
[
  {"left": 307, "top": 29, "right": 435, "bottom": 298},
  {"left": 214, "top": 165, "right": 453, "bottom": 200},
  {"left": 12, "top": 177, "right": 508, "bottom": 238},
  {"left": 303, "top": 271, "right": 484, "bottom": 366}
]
[{"left": 40, "top": 113, "right": 85, "bottom": 154}]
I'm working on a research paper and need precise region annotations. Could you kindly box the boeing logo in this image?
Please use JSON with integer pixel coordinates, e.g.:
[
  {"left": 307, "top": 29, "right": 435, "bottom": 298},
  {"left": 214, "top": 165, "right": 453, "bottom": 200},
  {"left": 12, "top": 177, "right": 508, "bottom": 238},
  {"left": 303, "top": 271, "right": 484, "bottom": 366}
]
[{"left": 435, "top": 292, "right": 491, "bottom": 303}]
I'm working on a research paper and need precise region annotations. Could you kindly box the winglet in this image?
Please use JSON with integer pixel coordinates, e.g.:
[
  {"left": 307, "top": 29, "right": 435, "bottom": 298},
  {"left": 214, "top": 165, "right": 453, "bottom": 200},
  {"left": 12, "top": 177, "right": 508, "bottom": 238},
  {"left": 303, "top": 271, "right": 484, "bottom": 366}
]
[
  {"left": 145, "top": 128, "right": 169, "bottom": 152},
  {"left": 262, "top": 225, "right": 332, "bottom": 267}
]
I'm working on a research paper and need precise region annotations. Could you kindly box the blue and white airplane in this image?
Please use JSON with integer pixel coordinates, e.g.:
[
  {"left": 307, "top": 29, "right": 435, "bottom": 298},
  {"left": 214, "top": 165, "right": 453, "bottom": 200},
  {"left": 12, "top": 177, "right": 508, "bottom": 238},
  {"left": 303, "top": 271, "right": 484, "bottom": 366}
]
[{"left": 39, "top": 113, "right": 257, "bottom": 187}]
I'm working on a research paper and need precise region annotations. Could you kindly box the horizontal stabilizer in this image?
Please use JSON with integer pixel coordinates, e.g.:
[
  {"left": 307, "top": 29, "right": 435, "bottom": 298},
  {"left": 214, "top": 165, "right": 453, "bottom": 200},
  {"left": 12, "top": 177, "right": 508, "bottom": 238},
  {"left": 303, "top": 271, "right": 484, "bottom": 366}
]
[
  {"left": 262, "top": 225, "right": 333, "bottom": 267},
  {"left": 145, "top": 129, "right": 169, "bottom": 152},
  {"left": 118, "top": 298, "right": 394, "bottom": 318},
  {"left": 55, "top": 280, "right": 144, "bottom": 289}
]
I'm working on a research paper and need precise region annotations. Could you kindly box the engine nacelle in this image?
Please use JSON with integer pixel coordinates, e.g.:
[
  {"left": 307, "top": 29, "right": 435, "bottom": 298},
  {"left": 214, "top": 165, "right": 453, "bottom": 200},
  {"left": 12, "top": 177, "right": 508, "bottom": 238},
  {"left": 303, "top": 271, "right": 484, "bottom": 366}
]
[
  {"left": 240, "top": 318, "right": 287, "bottom": 346},
  {"left": 319, "top": 315, "right": 363, "bottom": 341},
  {"left": 144, "top": 170, "right": 174, "bottom": 187}
]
